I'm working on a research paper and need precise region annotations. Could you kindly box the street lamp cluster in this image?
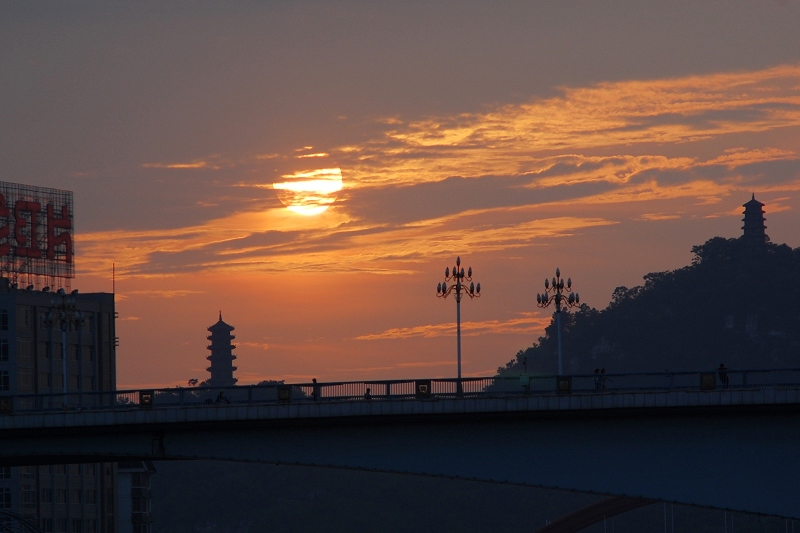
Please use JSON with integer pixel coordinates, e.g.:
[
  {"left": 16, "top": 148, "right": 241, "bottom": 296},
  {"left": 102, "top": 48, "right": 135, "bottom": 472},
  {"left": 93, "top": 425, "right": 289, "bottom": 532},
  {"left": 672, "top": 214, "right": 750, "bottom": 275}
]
[
  {"left": 436, "top": 257, "right": 480, "bottom": 391},
  {"left": 536, "top": 268, "right": 579, "bottom": 375},
  {"left": 436, "top": 259, "right": 579, "bottom": 382}
]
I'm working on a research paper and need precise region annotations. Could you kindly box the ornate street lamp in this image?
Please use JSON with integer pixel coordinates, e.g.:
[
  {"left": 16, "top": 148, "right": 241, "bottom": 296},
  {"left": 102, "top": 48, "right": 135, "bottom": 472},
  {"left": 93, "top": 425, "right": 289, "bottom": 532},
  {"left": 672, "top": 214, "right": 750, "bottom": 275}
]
[
  {"left": 42, "top": 288, "right": 85, "bottom": 404},
  {"left": 436, "top": 256, "right": 480, "bottom": 394},
  {"left": 536, "top": 268, "right": 579, "bottom": 376}
]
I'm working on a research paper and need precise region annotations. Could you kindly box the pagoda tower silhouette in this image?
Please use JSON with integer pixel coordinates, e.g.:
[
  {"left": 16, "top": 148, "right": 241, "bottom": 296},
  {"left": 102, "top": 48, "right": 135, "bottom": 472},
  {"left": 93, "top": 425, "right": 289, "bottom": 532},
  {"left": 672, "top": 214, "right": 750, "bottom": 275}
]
[
  {"left": 205, "top": 312, "right": 238, "bottom": 387},
  {"left": 741, "top": 193, "right": 770, "bottom": 247}
]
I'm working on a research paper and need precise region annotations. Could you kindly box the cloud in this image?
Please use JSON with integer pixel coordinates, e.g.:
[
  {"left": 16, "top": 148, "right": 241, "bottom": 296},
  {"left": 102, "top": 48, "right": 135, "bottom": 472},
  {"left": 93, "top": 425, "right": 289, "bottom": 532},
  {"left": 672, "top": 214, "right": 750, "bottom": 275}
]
[
  {"left": 142, "top": 161, "right": 212, "bottom": 169},
  {"left": 78, "top": 63, "right": 800, "bottom": 278},
  {"left": 124, "top": 290, "right": 204, "bottom": 298},
  {"left": 355, "top": 314, "right": 552, "bottom": 340},
  {"left": 638, "top": 213, "right": 682, "bottom": 221},
  {"left": 330, "top": 63, "right": 800, "bottom": 189},
  {"left": 237, "top": 341, "right": 271, "bottom": 351}
]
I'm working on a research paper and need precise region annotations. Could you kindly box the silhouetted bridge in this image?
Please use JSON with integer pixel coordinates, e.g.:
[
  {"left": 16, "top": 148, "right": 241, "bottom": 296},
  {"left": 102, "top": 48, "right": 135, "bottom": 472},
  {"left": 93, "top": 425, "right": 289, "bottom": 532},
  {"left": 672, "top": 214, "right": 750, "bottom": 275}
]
[{"left": 2, "top": 370, "right": 800, "bottom": 519}]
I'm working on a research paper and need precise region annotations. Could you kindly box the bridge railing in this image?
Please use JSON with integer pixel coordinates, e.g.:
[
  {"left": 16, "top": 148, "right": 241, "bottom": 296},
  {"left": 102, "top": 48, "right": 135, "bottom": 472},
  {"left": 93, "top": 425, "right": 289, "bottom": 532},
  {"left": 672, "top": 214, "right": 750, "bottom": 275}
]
[{"left": 4, "top": 368, "right": 800, "bottom": 414}]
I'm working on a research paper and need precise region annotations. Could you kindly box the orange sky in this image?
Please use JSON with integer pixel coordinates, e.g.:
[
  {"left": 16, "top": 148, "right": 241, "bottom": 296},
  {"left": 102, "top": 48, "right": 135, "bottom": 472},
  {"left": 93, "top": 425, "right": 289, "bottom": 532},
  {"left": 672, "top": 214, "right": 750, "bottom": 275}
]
[{"left": 3, "top": 2, "right": 800, "bottom": 388}]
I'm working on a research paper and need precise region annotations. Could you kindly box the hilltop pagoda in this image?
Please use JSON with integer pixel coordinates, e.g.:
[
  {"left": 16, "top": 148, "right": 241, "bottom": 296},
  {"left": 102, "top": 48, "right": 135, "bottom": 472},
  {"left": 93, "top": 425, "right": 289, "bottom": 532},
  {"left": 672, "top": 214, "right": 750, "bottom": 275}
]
[
  {"left": 205, "top": 312, "right": 238, "bottom": 387},
  {"left": 741, "top": 193, "right": 770, "bottom": 248}
]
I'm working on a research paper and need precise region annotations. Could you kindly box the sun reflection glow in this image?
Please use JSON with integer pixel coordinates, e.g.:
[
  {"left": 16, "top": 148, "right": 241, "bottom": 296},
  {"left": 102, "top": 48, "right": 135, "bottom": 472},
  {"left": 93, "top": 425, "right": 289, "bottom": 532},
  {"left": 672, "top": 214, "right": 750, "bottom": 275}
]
[{"left": 273, "top": 168, "right": 343, "bottom": 215}]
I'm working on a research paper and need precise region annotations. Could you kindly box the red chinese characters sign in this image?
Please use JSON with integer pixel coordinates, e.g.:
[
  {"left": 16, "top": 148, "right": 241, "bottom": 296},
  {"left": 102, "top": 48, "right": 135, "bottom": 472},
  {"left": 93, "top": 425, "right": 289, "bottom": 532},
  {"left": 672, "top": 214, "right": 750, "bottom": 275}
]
[{"left": 0, "top": 182, "right": 74, "bottom": 281}]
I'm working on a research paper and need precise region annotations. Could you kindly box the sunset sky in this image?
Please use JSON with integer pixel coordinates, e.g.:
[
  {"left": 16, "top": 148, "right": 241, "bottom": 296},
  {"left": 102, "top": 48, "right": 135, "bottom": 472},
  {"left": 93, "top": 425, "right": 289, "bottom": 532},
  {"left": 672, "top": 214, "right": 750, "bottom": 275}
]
[{"left": 2, "top": 2, "right": 800, "bottom": 388}]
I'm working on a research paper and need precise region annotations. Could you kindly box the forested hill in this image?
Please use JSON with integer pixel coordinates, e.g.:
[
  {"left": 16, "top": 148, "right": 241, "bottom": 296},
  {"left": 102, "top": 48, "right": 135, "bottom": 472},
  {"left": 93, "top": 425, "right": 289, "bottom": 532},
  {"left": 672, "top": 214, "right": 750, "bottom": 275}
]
[{"left": 498, "top": 237, "right": 800, "bottom": 376}]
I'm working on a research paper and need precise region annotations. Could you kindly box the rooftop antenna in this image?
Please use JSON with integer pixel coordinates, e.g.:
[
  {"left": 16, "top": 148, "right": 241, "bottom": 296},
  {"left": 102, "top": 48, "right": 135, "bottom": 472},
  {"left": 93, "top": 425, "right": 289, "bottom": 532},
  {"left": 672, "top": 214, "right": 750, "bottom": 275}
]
[{"left": 112, "top": 263, "right": 115, "bottom": 294}]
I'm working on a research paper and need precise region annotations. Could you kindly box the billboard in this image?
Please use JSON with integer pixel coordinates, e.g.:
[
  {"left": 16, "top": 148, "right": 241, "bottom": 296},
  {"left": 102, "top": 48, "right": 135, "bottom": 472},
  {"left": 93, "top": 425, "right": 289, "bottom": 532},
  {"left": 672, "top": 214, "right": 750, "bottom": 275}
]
[{"left": 0, "top": 181, "right": 74, "bottom": 284}]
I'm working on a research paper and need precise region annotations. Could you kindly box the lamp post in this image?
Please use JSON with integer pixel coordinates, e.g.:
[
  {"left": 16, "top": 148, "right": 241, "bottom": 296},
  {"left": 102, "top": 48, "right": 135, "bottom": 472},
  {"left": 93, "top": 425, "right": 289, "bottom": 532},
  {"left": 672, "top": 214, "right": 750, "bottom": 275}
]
[
  {"left": 536, "top": 268, "right": 579, "bottom": 376},
  {"left": 436, "top": 256, "right": 480, "bottom": 395},
  {"left": 42, "top": 288, "right": 84, "bottom": 405}
]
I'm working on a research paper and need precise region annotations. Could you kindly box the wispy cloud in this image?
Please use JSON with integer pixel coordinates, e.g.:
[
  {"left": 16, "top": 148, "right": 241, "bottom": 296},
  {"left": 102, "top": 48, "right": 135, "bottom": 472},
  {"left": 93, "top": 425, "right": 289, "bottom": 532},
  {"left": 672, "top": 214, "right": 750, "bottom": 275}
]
[
  {"left": 355, "top": 314, "right": 552, "bottom": 340},
  {"left": 333, "top": 63, "right": 800, "bottom": 189},
  {"left": 81, "top": 64, "right": 800, "bottom": 278},
  {"left": 125, "top": 289, "right": 204, "bottom": 298},
  {"left": 142, "top": 161, "right": 211, "bottom": 169},
  {"left": 237, "top": 341, "right": 271, "bottom": 351}
]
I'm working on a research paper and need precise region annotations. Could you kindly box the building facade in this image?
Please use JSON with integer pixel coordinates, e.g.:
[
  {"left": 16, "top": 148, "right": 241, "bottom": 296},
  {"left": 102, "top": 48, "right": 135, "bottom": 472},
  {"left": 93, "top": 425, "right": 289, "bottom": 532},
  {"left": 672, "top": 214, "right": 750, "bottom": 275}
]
[
  {"left": 116, "top": 462, "right": 155, "bottom": 533},
  {"left": 0, "top": 278, "right": 119, "bottom": 532}
]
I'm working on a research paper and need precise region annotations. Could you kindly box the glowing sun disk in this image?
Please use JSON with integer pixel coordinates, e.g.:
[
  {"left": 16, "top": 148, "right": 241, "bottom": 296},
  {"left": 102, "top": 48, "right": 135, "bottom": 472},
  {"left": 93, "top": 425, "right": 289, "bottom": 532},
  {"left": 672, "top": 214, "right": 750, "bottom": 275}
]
[{"left": 273, "top": 167, "right": 343, "bottom": 216}]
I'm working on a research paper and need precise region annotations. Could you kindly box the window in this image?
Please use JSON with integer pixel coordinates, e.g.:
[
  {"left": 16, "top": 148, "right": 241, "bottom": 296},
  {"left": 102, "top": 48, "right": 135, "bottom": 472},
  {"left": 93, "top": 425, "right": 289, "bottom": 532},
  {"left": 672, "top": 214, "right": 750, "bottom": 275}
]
[
  {"left": 0, "top": 370, "right": 8, "bottom": 391},
  {"left": 41, "top": 488, "right": 53, "bottom": 503},
  {"left": 71, "top": 519, "right": 83, "bottom": 533},
  {"left": 17, "top": 339, "right": 31, "bottom": 361},
  {"left": 84, "top": 463, "right": 96, "bottom": 476},
  {"left": 70, "top": 375, "right": 81, "bottom": 391},
  {"left": 85, "top": 489, "right": 97, "bottom": 504},
  {"left": 0, "top": 339, "right": 7, "bottom": 361},
  {"left": 70, "top": 488, "right": 82, "bottom": 504},
  {"left": 21, "top": 486, "right": 36, "bottom": 508},
  {"left": 0, "top": 466, "right": 10, "bottom": 479},
  {"left": 21, "top": 466, "right": 35, "bottom": 478},
  {"left": 0, "top": 487, "right": 10, "bottom": 509},
  {"left": 69, "top": 464, "right": 81, "bottom": 476},
  {"left": 55, "top": 489, "right": 67, "bottom": 504},
  {"left": 58, "top": 518, "right": 68, "bottom": 533},
  {"left": 54, "top": 464, "right": 66, "bottom": 476},
  {"left": 18, "top": 370, "right": 33, "bottom": 392},
  {"left": 84, "top": 519, "right": 96, "bottom": 533},
  {"left": 0, "top": 309, "right": 8, "bottom": 331},
  {"left": 40, "top": 518, "right": 53, "bottom": 532},
  {"left": 132, "top": 473, "right": 150, "bottom": 488},
  {"left": 132, "top": 496, "right": 150, "bottom": 513},
  {"left": 73, "top": 345, "right": 80, "bottom": 361}
]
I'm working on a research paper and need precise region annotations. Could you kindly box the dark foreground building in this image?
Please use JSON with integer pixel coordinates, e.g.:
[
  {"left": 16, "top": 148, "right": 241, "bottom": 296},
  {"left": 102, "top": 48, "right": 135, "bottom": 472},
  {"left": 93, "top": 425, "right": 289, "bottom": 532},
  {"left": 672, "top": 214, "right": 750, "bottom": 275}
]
[
  {"left": 0, "top": 180, "right": 153, "bottom": 532},
  {"left": 0, "top": 278, "right": 119, "bottom": 532}
]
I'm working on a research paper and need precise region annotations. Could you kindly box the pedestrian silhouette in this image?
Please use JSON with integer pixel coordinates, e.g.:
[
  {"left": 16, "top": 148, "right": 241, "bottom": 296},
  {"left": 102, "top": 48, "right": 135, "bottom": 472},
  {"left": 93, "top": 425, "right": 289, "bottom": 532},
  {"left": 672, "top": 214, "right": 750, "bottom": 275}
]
[
  {"left": 594, "top": 369, "right": 601, "bottom": 392},
  {"left": 718, "top": 364, "right": 729, "bottom": 388},
  {"left": 364, "top": 387, "right": 372, "bottom": 400},
  {"left": 311, "top": 378, "right": 319, "bottom": 401}
]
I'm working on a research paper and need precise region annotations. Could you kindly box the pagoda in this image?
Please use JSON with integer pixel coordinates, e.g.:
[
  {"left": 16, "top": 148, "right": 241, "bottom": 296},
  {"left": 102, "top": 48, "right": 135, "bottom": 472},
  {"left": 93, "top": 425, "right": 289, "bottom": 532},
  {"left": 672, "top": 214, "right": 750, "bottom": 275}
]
[
  {"left": 205, "top": 312, "right": 238, "bottom": 387},
  {"left": 741, "top": 193, "right": 770, "bottom": 247}
]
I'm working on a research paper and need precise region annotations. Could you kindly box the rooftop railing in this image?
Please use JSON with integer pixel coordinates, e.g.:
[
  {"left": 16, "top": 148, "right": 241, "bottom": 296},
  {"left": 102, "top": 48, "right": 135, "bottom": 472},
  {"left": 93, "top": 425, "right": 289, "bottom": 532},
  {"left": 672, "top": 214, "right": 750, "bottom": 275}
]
[{"left": 3, "top": 368, "right": 800, "bottom": 415}]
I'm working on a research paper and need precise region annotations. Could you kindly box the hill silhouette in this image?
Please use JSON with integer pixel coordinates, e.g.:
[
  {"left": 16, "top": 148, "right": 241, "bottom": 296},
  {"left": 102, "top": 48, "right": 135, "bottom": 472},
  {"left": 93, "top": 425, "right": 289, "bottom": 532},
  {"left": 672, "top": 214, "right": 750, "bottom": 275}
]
[{"left": 499, "top": 236, "right": 800, "bottom": 376}]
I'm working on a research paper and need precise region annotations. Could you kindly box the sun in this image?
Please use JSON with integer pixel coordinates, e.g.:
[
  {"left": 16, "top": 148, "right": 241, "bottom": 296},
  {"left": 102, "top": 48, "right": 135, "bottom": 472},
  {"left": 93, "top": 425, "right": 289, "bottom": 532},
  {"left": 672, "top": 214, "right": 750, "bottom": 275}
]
[{"left": 272, "top": 167, "right": 343, "bottom": 215}]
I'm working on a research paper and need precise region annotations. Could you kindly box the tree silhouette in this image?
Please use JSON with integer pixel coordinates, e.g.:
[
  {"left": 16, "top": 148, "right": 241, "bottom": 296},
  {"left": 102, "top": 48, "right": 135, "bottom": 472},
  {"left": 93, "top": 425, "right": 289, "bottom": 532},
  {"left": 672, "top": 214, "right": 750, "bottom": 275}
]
[{"left": 499, "top": 237, "right": 800, "bottom": 376}]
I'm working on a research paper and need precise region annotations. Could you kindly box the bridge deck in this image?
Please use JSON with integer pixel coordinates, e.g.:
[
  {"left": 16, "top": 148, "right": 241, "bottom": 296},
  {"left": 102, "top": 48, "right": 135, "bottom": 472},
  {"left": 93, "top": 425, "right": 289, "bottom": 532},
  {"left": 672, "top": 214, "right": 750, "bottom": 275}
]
[
  {"left": 4, "top": 372, "right": 800, "bottom": 518},
  {"left": 3, "top": 385, "right": 800, "bottom": 432}
]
